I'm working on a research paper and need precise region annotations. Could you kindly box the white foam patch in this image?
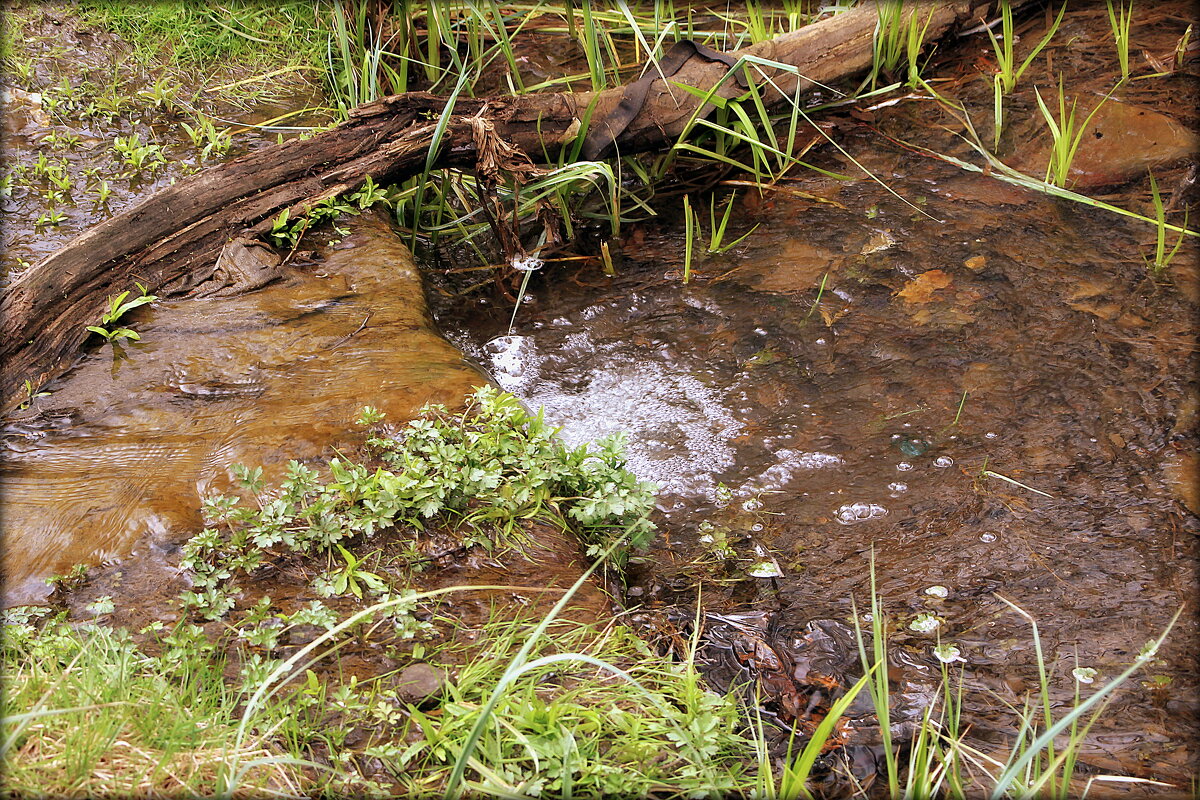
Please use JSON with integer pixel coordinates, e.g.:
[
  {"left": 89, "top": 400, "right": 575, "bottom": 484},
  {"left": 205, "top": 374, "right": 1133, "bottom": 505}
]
[
  {"left": 485, "top": 335, "right": 540, "bottom": 394},
  {"left": 505, "top": 336, "right": 742, "bottom": 497},
  {"left": 746, "top": 448, "right": 844, "bottom": 491}
]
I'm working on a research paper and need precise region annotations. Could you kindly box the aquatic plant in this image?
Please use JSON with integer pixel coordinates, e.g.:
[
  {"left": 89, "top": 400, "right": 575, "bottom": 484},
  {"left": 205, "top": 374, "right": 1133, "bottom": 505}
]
[
  {"left": 1143, "top": 171, "right": 1189, "bottom": 275},
  {"left": 1033, "top": 75, "right": 1112, "bottom": 188},
  {"left": 1106, "top": 0, "right": 1134, "bottom": 84},
  {"left": 111, "top": 132, "right": 166, "bottom": 175},
  {"left": 987, "top": 1, "right": 1067, "bottom": 148},
  {"left": 868, "top": 2, "right": 938, "bottom": 90},
  {"left": 85, "top": 283, "right": 157, "bottom": 343},
  {"left": 180, "top": 386, "right": 657, "bottom": 619},
  {"left": 180, "top": 116, "right": 232, "bottom": 161}
]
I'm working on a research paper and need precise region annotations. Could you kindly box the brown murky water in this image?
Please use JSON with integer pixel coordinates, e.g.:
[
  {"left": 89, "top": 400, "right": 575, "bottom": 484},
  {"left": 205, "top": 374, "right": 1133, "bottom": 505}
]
[
  {"left": 437, "top": 110, "right": 1199, "bottom": 788},
  {"left": 1, "top": 212, "right": 489, "bottom": 604}
]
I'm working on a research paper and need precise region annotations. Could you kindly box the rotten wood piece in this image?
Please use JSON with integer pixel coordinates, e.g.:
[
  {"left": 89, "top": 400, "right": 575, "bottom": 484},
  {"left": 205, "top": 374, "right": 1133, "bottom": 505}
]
[{"left": 2, "top": 0, "right": 1006, "bottom": 413}]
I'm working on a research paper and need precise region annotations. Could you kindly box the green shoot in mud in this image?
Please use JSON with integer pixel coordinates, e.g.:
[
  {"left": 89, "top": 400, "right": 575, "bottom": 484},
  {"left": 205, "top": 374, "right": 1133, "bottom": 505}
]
[
  {"left": 180, "top": 116, "right": 232, "bottom": 161},
  {"left": 1034, "top": 76, "right": 1114, "bottom": 188},
  {"left": 683, "top": 193, "right": 698, "bottom": 283},
  {"left": 267, "top": 176, "right": 394, "bottom": 249},
  {"left": 1143, "top": 171, "right": 1189, "bottom": 275},
  {"left": 16, "top": 379, "right": 50, "bottom": 411},
  {"left": 1106, "top": 0, "right": 1135, "bottom": 84},
  {"left": 987, "top": 1, "right": 1067, "bottom": 148},
  {"left": 868, "top": 3, "right": 937, "bottom": 91},
  {"left": 708, "top": 191, "right": 759, "bottom": 253},
  {"left": 111, "top": 132, "right": 166, "bottom": 176},
  {"left": 85, "top": 283, "right": 157, "bottom": 344}
]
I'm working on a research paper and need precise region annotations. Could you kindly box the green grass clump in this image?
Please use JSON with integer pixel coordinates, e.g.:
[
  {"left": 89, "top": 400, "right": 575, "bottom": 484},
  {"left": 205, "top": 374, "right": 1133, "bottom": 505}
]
[
  {"left": 405, "top": 616, "right": 754, "bottom": 798},
  {"left": 0, "top": 608, "right": 302, "bottom": 797},
  {"left": 76, "top": 0, "right": 324, "bottom": 76}
]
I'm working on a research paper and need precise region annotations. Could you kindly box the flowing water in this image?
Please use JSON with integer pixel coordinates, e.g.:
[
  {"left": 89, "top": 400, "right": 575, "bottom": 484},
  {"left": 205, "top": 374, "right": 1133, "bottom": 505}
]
[
  {"left": 437, "top": 134, "right": 1199, "bottom": 782},
  {"left": 1, "top": 212, "right": 489, "bottom": 604}
]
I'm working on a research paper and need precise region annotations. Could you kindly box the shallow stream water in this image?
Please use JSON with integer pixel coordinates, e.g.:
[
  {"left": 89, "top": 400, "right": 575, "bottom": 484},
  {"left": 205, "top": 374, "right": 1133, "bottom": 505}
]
[{"left": 438, "top": 134, "right": 1199, "bottom": 782}]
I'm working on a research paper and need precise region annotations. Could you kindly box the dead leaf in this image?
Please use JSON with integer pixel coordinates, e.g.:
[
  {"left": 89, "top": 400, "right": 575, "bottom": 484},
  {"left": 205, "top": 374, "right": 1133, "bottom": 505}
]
[{"left": 897, "top": 269, "right": 953, "bottom": 304}]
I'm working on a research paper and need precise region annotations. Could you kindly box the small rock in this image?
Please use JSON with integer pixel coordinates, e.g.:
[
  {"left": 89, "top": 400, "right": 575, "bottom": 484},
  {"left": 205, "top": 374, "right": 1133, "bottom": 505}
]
[
  {"left": 391, "top": 662, "right": 447, "bottom": 704},
  {"left": 1008, "top": 99, "right": 1197, "bottom": 189}
]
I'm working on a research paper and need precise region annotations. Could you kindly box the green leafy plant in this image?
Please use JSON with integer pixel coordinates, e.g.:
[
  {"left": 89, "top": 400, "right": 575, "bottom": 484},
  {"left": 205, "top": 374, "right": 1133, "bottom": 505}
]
[
  {"left": 323, "top": 545, "right": 386, "bottom": 599},
  {"left": 34, "top": 209, "right": 67, "bottom": 229},
  {"left": 682, "top": 193, "right": 698, "bottom": 283},
  {"left": 92, "top": 179, "right": 113, "bottom": 205},
  {"left": 180, "top": 116, "right": 232, "bottom": 160},
  {"left": 987, "top": 1, "right": 1067, "bottom": 148},
  {"left": 181, "top": 387, "right": 657, "bottom": 619},
  {"left": 112, "top": 132, "right": 166, "bottom": 175},
  {"left": 137, "top": 75, "right": 182, "bottom": 112},
  {"left": 708, "top": 190, "right": 759, "bottom": 253},
  {"left": 86, "top": 283, "right": 158, "bottom": 343},
  {"left": 868, "top": 2, "right": 937, "bottom": 90},
  {"left": 1033, "top": 76, "right": 1112, "bottom": 187},
  {"left": 17, "top": 379, "right": 50, "bottom": 411}
]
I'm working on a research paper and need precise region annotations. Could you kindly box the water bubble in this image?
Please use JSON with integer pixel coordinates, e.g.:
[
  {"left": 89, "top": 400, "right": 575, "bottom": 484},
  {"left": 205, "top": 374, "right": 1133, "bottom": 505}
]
[
  {"left": 523, "top": 351, "right": 743, "bottom": 498},
  {"left": 980, "top": 532, "right": 997, "bottom": 543},
  {"left": 924, "top": 585, "right": 949, "bottom": 598},
  {"left": 835, "top": 502, "right": 888, "bottom": 525},
  {"left": 888, "top": 482, "right": 908, "bottom": 496},
  {"left": 1072, "top": 667, "right": 1098, "bottom": 684},
  {"left": 484, "top": 335, "right": 538, "bottom": 393},
  {"left": 897, "top": 461, "right": 914, "bottom": 472},
  {"left": 985, "top": 432, "right": 998, "bottom": 439},
  {"left": 898, "top": 436, "right": 928, "bottom": 457},
  {"left": 751, "top": 522, "right": 764, "bottom": 532},
  {"left": 933, "top": 456, "right": 954, "bottom": 468},
  {"left": 511, "top": 255, "right": 543, "bottom": 272},
  {"left": 747, "top": 561, "right": 783, "bottom": 578}
]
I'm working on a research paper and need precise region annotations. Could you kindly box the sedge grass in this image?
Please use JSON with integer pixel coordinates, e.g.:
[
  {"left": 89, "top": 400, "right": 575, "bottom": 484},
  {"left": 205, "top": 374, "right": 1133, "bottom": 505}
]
[
  {"left": 868, "top": 3, "right": 937, "bottom": 91},
  {"left": 1034, "top": 75, "right": 1114, "bottom": 188},
  {"left": 987, "top": 1, "right": 1067, "bottom": 148},
  {"left": 1143, "top": 171, "right": 1189, "bottom": 275},
  {"left": 1106, "top": 0, "right": 1134, "bottom": 84}
]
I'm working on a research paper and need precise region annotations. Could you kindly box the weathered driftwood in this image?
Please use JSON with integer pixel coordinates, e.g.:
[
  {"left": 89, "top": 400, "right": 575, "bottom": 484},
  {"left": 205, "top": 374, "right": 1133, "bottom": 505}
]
[{"left": 2, "top": 0, "right": 1001, "bottom": 413}]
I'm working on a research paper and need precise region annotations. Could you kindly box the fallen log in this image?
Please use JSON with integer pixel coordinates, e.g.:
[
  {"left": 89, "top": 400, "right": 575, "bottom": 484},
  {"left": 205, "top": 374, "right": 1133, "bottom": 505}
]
[{"left": 2, "top": 0, "right": 1004, "bottom": 413}]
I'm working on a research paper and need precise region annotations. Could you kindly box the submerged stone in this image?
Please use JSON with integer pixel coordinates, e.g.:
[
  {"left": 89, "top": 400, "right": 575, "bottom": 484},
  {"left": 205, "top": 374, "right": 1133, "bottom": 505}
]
[{"left": 1008, "top": 99, "right": 1197, "bottom": 188}]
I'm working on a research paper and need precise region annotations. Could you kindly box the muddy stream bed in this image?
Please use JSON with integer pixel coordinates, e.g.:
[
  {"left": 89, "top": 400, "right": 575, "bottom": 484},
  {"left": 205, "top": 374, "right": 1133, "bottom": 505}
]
[{"left": 3, "top": 1, "right": 1198, "bottom": 791}]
